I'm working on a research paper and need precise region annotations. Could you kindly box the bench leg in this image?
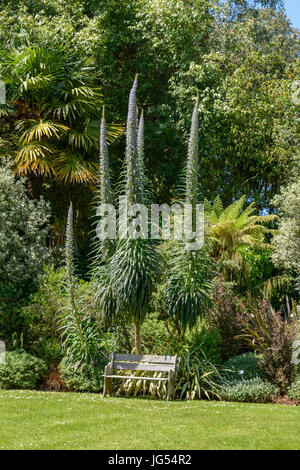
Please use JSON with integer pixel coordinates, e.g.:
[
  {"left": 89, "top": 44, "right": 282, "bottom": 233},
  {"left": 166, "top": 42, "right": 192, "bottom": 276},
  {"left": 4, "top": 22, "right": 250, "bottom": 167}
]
[
  {"left": 167, "top": 372, "right": 174, "bottom": 401},
  {"left": 103, "top": 376, "right": 112, "bottom": 397}
]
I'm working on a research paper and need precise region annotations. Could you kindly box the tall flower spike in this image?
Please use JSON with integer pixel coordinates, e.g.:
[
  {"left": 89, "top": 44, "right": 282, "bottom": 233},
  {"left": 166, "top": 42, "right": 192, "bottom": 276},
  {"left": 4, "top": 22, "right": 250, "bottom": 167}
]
[
  {"left": 99, "top": 106, "right": 114, "bottom": 259},
  {"left": 126, "top": 75, "right": 139, "bottom": 204},
  {"left": 99, "top": 106, "right": 113, "bottom": 205},
  {"left": 65, "top": 202, "right": 75, "bottom": 306},
  {"left": 137, "top": 109, "right": 145, "bottom": 203},
  {"left": 186, "top": 96, "right": 199, "bottom": 209}
]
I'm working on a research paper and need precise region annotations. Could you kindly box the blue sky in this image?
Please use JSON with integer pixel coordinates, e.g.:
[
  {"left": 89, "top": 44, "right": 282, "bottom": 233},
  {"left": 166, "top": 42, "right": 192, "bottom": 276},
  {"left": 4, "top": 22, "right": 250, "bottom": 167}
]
[{"left": 284, "top": 0, "right": 300, "bottom": 30}]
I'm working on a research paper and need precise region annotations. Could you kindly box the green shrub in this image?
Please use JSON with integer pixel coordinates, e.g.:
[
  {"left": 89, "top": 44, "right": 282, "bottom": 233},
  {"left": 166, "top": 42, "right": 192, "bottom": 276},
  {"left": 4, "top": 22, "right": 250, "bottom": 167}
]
[
  {"left": 240, "top": 299, "right": 297, "bottom": 393},
  {"left": 222, "top": 352, "right": 264, "bottom": 381},
  {"left": 32, "top": 338, "right": 63, "bottom": 365},
  {"left": 191, "top": 327, "right": 222, "bottom": 365},
  {"left": 287, "top": 377, "right": 300, "bottom": 401},
  {"left": 175, "top": 348, "right": 224, "bottom": 400},
  {"left": 219, "top": 378, "right": 277, "bottom": 403},
  {"left": 0, "top": 350, "right": 47, "bottom": 390},
  {"left": 0, "top": 163, "right": 51, "bottom": 286},
  {"left": 208, "top": 280, "right": 250, "bottom": 360},
  {"left": 58, "top": 357, "right": 105, "bottom": 393}
]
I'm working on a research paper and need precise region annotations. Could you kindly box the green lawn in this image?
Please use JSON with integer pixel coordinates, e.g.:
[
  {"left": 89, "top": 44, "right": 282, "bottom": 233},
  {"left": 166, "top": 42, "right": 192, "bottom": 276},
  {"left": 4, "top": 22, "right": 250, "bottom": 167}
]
[{"left": 0, "top": 390, "right": 299, "bottom": 450}]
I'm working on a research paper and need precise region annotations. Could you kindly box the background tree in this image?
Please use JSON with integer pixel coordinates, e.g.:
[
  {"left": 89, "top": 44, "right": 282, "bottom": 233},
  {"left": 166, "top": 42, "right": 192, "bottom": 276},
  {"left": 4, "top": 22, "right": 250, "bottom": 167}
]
[{"left": 271, "top": 164, "right": 300, "bottom": 293}]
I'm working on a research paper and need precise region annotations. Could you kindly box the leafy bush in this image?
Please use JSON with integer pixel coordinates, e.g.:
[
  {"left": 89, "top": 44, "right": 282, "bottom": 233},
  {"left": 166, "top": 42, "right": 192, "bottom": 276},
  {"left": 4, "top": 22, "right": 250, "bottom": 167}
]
[
  {"left": 240, "top": 299, "right": 297, "bottom": 392},
  {"left": 219, "top": 378, "right": 277, "bottom": 403},
  {"left": 208, "top": 279, "right": 250, "bottom": 360},
  {"left": 0, "top": 350, "right": 47, "bottom": 390},
  {"left": 20, "top": 265, "right": 65, "bottom": 360},
  {"left": 58, "top": 357, "right": 105, "bottom": 393},
  {"left": 136, "top": 314, "right": 221, "bottom": 365},
  {"left": 0, "top": 163, "right": 51, "bottom": 285},
  {"left": 287, "top": 378, "right": 300, "bottom": 401},
  {"left": 32, "top": 338, "right": 63, "bottom": 366},
  {"left": 222, "top": 352, "right": 264, "bottom": 381},
  {"left": 191, "top": 327, "right": 222, "bottom": 366},
  {"left": 0, "top": 163, "right": 51, "bottom": 345}
]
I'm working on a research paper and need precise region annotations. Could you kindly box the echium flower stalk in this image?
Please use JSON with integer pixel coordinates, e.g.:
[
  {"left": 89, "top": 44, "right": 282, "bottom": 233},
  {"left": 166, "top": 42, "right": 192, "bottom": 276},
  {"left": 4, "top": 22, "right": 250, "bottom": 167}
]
[
  {"left": 64, "top": 202, "right": 85, "bottom": 352},
  {"left": 126, "top": 75, "right": 139, "bottom": 204},
  {"left": 137, "top": 109, "right": 145, "bottom": 204},
  {"left": 65, "top": 202, "right": 76, "bottom": 312},
  {"left": 186, "top": 96, "right": 199, "bottom": 209},
  {"left": 99, "top": 106, "right": 113, "bottom": 206},
  {"left": 99, "top": 106, "right": 114, "bottom": 258}
]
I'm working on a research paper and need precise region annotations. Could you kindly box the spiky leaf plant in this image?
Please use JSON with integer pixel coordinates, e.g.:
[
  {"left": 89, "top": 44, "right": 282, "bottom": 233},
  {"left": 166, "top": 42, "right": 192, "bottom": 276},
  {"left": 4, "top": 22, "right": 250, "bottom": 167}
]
[
  {"left": 164, "top": 246, "right": 212, "bottom": 332},
  {"left": 175, "top": 348, "right": 224, "bottom": 400}
]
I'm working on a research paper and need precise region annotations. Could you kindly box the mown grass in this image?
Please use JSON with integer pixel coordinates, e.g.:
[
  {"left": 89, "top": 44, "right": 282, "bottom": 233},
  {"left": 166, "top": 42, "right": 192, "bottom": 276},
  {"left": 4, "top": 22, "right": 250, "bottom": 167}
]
[{"left": 0, "top": 390, "right": 299, "bottom": 450}]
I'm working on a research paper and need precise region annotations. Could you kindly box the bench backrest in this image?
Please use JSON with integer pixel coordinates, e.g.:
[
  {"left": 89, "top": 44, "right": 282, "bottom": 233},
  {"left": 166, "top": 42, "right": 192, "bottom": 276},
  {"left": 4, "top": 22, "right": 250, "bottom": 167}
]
[{"left": 109, "top": 353, "right": 178, "bottom": 373}]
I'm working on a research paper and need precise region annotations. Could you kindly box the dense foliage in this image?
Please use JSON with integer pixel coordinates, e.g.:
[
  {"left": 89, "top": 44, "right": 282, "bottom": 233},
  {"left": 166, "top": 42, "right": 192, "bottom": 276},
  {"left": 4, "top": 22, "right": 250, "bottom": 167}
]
[
  {"left": 272, "top": 175, "right": 300, "bottom": 286},
  {"left": 219, "top": 378, "right": 277, "bottom": 403},
  {"left": 0, "top": 0, "right": 299, "bottom": 403},
  {"left": 58, "top": 356, "right": 104, "bottom": 393},
  {"left": 240, "top": 299, "right": 297, "bottom": 392},
  {"left": 287, "top": 377, "right": 300, "bottom": 401},
  {"left": 0, "top": 350, "right": 47, "bottom": 390},
  {"left": 222, "top": 352, "right": 264, "bottom": 381}
]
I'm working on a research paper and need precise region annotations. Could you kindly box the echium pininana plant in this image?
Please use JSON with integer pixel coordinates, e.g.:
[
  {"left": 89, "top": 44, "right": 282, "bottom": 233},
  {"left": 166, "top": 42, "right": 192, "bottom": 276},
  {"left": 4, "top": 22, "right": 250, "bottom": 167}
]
[
  {"left": 126, "top": 75, "right": 139, "bottom": 204},
  {"left": 95, "top": 77, "right": 159, "bottom": 355},
  {"left": 162, "top": 97, "right": 212, "bottom": 333},
  {"left": 186, "top": 96, "right": 199, "bottom": 210}
]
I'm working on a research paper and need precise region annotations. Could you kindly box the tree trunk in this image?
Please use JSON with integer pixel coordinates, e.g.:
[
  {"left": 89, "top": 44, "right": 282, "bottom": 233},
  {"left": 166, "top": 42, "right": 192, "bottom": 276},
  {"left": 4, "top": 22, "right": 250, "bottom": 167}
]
[
  {"left": 134, "top": 317, "right": 141, "bottom": 354},
  {"left": 26, "top": 173, "right": 43, "bottom": 199}
]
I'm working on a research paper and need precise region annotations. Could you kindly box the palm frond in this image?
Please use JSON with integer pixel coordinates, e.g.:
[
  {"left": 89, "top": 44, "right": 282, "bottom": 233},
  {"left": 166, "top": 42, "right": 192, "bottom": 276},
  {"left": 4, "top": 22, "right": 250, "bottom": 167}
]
[{"left": 53, "top": 151, "right": 98, "bottom": 184}]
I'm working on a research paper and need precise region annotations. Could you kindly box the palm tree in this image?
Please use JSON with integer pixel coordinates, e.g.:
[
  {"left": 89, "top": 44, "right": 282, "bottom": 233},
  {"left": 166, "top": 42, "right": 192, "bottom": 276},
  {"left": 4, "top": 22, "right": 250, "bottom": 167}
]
[
  {"left": 204, "top": 195, "right": 277, "bottom": 287},
  {"left": 0, "top": 46, "right": 122, "bottom": 183}
]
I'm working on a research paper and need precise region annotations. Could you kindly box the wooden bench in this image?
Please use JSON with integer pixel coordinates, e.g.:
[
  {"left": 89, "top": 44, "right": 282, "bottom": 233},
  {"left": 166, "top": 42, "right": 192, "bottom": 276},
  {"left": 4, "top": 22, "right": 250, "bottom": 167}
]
[{"left": 103, "top": 353, "right": 179, "bottom": 400}]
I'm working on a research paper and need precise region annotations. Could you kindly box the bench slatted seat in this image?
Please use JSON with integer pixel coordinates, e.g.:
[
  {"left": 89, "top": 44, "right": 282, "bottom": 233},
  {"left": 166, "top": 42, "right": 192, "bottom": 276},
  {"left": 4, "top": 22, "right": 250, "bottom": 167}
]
[{"left": 103, "top": 353, "right": 179, "bottom": 400}]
